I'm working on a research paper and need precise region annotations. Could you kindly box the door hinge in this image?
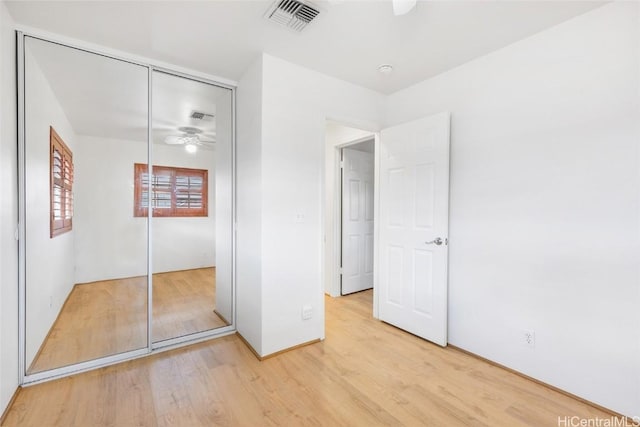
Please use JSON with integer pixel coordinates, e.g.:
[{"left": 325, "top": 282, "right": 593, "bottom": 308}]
[
  {"left": 340, "top": 160, "right": 344, "bottom": 169},
  {"left": 338, "top": 267, "right": 343, "bottom": 275},
  {"left": 14, "top": 225, "right": 19, "bottom": 241}
]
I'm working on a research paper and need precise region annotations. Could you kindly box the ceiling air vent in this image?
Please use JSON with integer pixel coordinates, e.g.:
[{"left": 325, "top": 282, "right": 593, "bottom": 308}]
[
  {"left": 190, "top": 111, "right": 215, "bottom": 121},
  {"left": 265, "top": 0, "right": 320, "bottom": 32}
]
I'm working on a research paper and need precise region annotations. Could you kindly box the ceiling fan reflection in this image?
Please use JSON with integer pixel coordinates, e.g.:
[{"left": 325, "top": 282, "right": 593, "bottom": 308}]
[{"left": 164, "top": 126, "right": 216, "bottom": 152}]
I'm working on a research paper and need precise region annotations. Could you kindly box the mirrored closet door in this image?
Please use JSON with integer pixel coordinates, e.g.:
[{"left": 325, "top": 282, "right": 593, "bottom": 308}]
[
  {"left": 21, "top": 34, "right": 235, "bottom": 380},
  {"left": 150, "top": 71, "right": 233, "bottom": 344},
  {"left": 23, "top": 37, "right": 150, "bottom": 374}
]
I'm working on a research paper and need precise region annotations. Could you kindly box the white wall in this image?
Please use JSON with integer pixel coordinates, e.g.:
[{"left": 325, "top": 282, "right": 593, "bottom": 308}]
[
  {"left": 213, "top": 88, "right": 233, "bottom": 323},
  {"left": 324, "top": 122, "right": 375, "bottom": 297},
  {"left": 385, "top": 2, "right": 640, "bottom": 417},
  {"left": 236, "top": 55, "right": 264, "bottom": 354},
  {"left": 24, "top": 44, "right": 78, "bottom": 370},
  {"left": 325, "top": 121, "right": 373, "bottom": 147},
  {"left": 2, "top": 1, "right": 637, "bottom": 419},
  {"left": 0, "top": 0, "right": 18, "bottom": 416},
  {"left": 74, "top": 136, "right": 216, "bottom": 283},
  {"left": 237, "top": 54, "right": 384, "bottom": 356}
]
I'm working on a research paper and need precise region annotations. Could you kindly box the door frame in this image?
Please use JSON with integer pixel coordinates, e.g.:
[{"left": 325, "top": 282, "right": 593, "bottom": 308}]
[{"left": 324, "top": 123, "right": 380, "bottom": 319}]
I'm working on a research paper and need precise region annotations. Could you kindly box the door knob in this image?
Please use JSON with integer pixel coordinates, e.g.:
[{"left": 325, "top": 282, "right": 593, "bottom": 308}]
[{"left": 426, "top": 237, "right": 443, "bottom": 245}]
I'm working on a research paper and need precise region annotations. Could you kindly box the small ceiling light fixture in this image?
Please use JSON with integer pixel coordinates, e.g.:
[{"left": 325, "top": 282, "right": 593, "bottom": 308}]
[
  {"left": 378, "top": 64, "right": 394, "bottom": 75},
  {"left": 392, "top": 0, "right": 416, "bottom": 16},
  {"left": 185, "top": 143, "right": 197, "bottom": 154}
]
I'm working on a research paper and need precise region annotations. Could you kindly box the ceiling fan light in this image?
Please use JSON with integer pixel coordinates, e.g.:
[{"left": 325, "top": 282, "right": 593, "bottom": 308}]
[
  {"left": 185, "top": 143, "right": 197, "bottom": 153},
  {"left": 181, "top": 135, "right": 198, "bottom": 145},
  {"left": 392, "top": 0, "right": 416, "bottom": 16},
  {"left": 378, "top": 64, "right": 394, "bottom": 74}
]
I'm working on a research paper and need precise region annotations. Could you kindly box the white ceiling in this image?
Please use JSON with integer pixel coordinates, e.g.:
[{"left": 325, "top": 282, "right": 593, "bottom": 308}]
[{"left": 7, "top": 1, "right": 605, "bottom": 94}]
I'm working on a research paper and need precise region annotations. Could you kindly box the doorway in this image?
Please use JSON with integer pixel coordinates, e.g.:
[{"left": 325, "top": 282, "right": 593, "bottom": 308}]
[
  {"left": 340, "top": 140, "right": 375, "bottom": 295},
  {"left": 324, "top": 113, "right": 451, "bottom": 347},
  {"left": 323, "top": 120, "right": 377, "bottom": 311}
]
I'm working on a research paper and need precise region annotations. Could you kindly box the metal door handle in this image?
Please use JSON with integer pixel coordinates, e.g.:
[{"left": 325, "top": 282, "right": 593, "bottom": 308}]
[{"left": 426, "top": 237, "right": 443, "bottom": 245}]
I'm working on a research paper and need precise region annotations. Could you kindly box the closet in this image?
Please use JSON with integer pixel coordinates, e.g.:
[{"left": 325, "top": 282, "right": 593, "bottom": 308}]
[{"left": 18, "top": 34, "right": 235, "bottom": 383}]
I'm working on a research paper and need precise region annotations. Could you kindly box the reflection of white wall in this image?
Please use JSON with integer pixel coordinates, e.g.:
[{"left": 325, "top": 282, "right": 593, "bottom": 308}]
[
  {"left": 213, "top": 89, "right": 233, "bottom": 323},
  {"left": 74, "top": 136, "right": 216, "bottom": 284},
  {"left": 324, "top": 122, "right": 374, "bottom": 297},
  {"left": 384, "top": 2, "right": 640, "bottom": 417},
  {"left": 73, "top": 136, "right": 146, "bottom": 283},
  {"left": 0, "top": 1, "right": 19, "bottom": 414},
  {"left": 24, "top": 44, "right": 77, "bottom": 369}
]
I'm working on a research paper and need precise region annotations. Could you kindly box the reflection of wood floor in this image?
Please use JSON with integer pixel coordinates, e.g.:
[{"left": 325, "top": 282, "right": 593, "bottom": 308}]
[
  {"left": 8, "top": 290, "right": 613, "bottom": 426},
  {"left": 28, "top": 267, "right": 227, "bottom": 374},
  {"left": 153, "top": 268, "right": 228, "bottom": 343}
]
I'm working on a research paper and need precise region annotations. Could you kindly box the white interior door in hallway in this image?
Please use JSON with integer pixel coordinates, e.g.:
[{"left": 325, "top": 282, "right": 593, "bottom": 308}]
[
  {"left": 378, "top": 112, "right": 450, "bottom": 346},
  {"left": 341, "top": 146, "right": 374, "bottom": 295}
]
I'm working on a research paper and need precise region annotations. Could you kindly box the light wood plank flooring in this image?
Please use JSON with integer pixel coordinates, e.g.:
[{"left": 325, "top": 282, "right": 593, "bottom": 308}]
[
  {"left": 7, "top": 290, "right": 615, "bottom": 426},
  {"left": 28, "top": 268, "right": 228, "bottom": 374}
]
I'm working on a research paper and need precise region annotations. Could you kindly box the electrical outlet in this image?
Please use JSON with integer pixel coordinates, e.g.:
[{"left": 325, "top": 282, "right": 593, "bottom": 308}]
[
  {"left": 302, "top": 304, "right": 313, "bottom": 320},
  {"left": 523, "top": 330, "right": 535, "bottom": 347}
]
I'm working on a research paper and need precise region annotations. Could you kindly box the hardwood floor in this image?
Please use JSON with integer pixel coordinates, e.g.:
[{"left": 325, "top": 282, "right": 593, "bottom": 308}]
[
  {"left": 7, "top": 290, "right": 616, "bottom": 426},
  {"left": 28, "top": 268, "right": 228, "bottom": 374}
]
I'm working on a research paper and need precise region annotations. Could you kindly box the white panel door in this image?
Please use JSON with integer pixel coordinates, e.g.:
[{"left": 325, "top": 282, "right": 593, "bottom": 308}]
[
  {"left": 341, "top": 147, "right": 374, "bottom": 295},
  {"left": 379, "top": 112, "right": 450, "bottom": 346}
]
